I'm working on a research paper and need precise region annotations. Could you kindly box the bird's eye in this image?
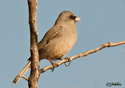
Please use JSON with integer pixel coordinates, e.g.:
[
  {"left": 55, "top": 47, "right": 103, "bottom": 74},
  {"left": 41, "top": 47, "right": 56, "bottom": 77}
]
[{"left": 70, "top": 15, "right": 76, "bottom": 19}]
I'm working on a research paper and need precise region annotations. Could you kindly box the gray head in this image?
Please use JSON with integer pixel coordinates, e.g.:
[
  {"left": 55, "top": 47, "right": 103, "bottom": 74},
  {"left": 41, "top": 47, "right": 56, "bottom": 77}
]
[{"left": 55, "top": 11, "right": 81, "bottom": 25}]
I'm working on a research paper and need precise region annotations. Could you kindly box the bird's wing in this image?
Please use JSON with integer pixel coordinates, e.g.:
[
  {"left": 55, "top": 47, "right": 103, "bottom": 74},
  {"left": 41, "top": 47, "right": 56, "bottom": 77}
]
[{"left": 38, "top": 25, "right": 63, "bottom": 50}]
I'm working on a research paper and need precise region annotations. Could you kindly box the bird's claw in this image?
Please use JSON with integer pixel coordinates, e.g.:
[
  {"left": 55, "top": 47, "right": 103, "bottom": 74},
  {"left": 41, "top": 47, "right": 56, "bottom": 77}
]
[
  {"left": 64, "top": 57, "right": 71, "bottom": 67},
  {"left": 51, "top": 63, "right": 58, "bottom": 72}
]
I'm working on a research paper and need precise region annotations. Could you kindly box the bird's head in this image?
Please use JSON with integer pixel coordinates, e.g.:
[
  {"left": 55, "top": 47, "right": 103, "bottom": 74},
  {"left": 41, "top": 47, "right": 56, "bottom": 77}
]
[{"left": 55, "top": 11, "right": 81, "bottom": 25}]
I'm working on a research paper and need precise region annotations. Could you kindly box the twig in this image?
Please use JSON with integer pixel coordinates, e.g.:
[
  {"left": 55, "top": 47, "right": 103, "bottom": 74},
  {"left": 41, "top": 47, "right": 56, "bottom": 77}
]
[
  {"left": 22, "top": 76, "right": 28, "bottom": 81},
  {"left": 39, "top": 41, "right": 125, "bottom": 74}
]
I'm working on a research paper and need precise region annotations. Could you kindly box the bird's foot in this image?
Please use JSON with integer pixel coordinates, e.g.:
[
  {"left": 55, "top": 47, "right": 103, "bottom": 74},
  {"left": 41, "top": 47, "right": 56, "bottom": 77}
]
[
  {"left": 64, "top": 57, "right": 71, "bottom": 67},
  {"left": 51, "top": 62, "right": 58, "bottom": 72},
  {"left": 47, "top": 58, "right": 58, "bottom": 72}
]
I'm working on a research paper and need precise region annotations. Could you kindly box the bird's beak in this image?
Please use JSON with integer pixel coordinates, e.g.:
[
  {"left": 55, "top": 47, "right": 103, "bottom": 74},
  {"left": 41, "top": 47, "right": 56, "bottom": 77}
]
[{"left": 75, "top": 17, "right": 82, "bottom": 21}]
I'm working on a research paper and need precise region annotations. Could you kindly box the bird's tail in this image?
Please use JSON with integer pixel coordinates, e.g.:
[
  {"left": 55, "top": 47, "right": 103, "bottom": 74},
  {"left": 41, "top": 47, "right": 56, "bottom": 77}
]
[{"left": 13, "top": 61, "right": 31, "bottom": 84}]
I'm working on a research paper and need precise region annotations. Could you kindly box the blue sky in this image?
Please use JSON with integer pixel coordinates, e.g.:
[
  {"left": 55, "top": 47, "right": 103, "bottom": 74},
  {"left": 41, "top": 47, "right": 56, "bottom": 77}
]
[{"left": 0, "top": 0, "right": 125, "bottom": 88}]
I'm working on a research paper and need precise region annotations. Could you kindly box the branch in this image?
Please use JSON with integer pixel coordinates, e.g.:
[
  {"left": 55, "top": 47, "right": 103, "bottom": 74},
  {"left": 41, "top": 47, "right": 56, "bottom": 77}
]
[
  {"left": 27, "top": 0, "right": 39, "bottom": 88},
  {"left": 39, "top": 41, "right": 125, "bottom": 73}
]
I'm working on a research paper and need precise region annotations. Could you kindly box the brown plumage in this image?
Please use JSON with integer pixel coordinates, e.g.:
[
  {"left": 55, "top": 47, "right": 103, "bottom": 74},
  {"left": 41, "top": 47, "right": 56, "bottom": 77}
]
[{"left": 13, "top": 11, "right": 81, "bottom": 83}]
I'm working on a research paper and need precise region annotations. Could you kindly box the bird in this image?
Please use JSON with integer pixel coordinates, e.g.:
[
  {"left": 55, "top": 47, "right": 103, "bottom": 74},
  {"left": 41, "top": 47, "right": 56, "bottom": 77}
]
[{"left": 13, "top": 11, "right": 81, "bottom": 84}]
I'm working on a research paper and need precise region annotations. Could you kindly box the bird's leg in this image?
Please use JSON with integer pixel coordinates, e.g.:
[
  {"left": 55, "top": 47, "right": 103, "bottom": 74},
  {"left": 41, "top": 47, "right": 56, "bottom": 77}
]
[
  {"left": 47, "top": 58, "right": 58, "bottom": 71},
  {"left": 64, "top": 57, "right": 71, "bottom": 67},
  {"left": 58, "top": 58, "right": 69, "bottom": 66}
]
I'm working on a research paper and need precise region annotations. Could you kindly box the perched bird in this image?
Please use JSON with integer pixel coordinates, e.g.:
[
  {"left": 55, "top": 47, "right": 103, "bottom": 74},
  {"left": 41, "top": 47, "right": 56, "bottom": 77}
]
[{"left": 13, "top": 11, "right": 81, "bottom": 84}]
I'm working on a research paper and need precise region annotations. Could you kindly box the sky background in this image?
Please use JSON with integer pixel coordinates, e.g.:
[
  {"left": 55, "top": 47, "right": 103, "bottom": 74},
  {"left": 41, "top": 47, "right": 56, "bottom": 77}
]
[{"left": 0, "top": 0, "right": 125, "bottom": 88}]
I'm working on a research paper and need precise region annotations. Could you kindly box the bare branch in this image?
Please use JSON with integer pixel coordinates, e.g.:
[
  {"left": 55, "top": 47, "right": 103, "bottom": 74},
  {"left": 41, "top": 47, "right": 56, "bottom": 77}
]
[
  {"left": 27, "top": 0, "right": 39, "bottom": 88},
  {"left": 39, "top": 41, "right": 125, "bottom": 74},
  {"left": 13, "top": 61, "right": 31, "bottom": 84}
]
